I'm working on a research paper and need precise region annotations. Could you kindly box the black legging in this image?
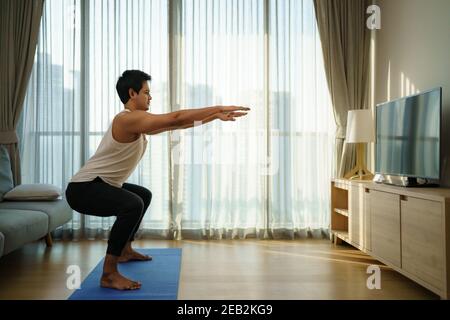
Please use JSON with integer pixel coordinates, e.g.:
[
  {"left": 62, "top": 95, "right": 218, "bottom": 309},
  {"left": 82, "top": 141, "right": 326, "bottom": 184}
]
[{"left": 65, "top": 176, "right": 152, "bottom": 256}]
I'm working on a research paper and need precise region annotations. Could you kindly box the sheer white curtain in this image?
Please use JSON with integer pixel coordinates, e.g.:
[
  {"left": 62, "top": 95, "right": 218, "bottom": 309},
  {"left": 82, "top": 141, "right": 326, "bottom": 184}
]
[
  {"left": 20, "top": 0, "right": 334, "bottom": 240},
  {"left": 21, "top": 0, "right": 171, "bottom": 239},
  {"left": 20, "top": 0, "right": 84, "bottom": 238},
  {"left": 170, "top": 0, "right": 335, "bottom": 239},
  {"left": 268, "top": 0, "right": 334, "bottom": 238},
  {"left": 171, "top": 0, "right": 268, "bottom": 239}
]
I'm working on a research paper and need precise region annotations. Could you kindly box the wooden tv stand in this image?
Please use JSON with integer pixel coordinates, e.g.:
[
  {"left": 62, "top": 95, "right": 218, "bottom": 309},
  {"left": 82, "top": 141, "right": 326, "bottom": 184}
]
[{"left": 331, "top": 178, "right": 450, "bottom": 299}]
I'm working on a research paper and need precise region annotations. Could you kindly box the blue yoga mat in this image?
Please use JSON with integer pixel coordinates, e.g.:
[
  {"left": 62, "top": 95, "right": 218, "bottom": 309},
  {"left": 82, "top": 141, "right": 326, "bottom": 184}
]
[{"left": 68, "top": 248, "right": 182, "bottom": 300}]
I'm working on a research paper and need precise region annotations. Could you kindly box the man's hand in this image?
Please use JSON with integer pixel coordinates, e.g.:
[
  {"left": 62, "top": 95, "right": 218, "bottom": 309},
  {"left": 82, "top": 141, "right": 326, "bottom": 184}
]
[
  {"left": 220, "top": 106, "right": 251, "bottom": 113},
  {"left": 216, "top": 111, "right": 249, "bottom": 122}
]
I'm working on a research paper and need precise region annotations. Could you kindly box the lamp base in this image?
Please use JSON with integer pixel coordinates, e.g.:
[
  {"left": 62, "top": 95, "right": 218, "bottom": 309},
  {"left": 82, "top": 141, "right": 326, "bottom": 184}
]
[
  {"left": 343, "top": 143, "right": 373, "bottom": 181},
  {"left": 344, "top": 166, "right": 374, "bottom": 181}
]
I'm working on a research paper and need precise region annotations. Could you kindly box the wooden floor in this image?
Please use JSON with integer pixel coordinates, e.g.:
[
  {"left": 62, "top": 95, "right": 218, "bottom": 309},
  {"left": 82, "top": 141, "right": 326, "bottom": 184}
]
[{"left": 0, "top": 238, "right": 440, "bottom": 300}]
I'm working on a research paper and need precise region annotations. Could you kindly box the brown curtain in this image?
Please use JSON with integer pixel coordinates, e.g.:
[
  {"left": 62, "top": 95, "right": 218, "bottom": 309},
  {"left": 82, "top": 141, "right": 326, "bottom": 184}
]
[
  {"left": 313, "top": 0, "right": 371, "bottom": 177},
  {"left": 0, "top": 0, "right": 44, "bottom": 186}
]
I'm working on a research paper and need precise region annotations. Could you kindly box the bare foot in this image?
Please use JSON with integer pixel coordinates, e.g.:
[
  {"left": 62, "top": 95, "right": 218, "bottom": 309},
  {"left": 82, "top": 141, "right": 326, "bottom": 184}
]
[
  {"left": 100, "top": 271, "right": 141, "bottom": 290},
  {"left": 118, "top": 249, "right": 152, "bottom": 263}
]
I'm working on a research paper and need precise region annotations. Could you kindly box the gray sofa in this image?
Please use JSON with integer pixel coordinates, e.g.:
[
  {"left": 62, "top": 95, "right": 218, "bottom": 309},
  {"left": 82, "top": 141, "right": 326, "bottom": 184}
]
[{"left": 0, "top": 145, "right": 72, "bottom": 258}]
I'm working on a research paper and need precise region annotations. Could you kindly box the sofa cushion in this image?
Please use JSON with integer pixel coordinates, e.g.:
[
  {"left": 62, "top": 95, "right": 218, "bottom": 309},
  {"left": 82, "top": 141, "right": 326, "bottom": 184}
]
[
  {"left": 0, "top": 199, "right": 73, "bottom": 231},
  {"left": 3, "top": 184, "right": 62, "bottom": 201},
  {"left": 0, "top": 145, "right": 14, "bottom": 202},
  {"left": 0, "top": 209, "right": 48, "bottom": 255},
  {"left": 0, "top": 232, "right": 4, "bottom": 257}
]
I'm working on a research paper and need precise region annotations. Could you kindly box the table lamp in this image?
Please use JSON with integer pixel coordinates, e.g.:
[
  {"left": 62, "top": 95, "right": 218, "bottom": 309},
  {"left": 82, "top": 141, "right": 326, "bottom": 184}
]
[{"left": 344, "top": 109, "right": 375, "bottom": 180}]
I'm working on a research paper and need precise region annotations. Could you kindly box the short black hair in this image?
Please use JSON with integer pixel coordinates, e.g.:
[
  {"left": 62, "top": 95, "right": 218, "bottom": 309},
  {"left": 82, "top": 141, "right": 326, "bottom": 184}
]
[{"left": 116, "top": 70, "right": 152, "bottom": 104}]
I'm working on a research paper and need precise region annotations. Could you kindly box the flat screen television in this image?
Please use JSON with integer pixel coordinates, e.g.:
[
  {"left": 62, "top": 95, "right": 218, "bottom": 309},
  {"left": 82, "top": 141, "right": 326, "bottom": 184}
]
[{"left": 375, "top": 87, "right": 442, "bottom": 187}]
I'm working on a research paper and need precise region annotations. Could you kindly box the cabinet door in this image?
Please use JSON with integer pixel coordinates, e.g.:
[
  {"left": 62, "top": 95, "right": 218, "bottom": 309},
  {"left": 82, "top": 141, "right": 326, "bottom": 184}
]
[
  {"left": 364, "top": 189, "right": 371, "bottom": 252},
  {"left": 401, "top": 197, "right": 444, "bottom": 291},
  {"left": 349, "top": 184, "right": 364, "bottom": 248},
  {"left": 370, "top": 190, "right": 401, "bottom": 268}
]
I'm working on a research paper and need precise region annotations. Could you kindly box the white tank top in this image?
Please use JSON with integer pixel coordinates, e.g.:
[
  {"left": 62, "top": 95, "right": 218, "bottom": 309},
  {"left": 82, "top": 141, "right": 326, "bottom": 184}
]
[{"left": 69, "top": 109, "right": 147, "bottom": 188}]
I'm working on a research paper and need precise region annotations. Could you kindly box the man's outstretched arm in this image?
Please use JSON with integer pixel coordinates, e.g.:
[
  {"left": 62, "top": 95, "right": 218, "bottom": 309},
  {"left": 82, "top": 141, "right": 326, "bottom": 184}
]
[
  {"left": 145, "top": 111, "right": 248, "bottom": 135},
  {"left": 120, "top": 106, "right": 250, "bottom": 135}
]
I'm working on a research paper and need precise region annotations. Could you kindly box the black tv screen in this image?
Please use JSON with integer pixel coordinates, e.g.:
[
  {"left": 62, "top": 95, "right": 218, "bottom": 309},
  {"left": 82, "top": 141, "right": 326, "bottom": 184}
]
[{"left": 375, "top": 88, "right": 441, "bottom": 180}]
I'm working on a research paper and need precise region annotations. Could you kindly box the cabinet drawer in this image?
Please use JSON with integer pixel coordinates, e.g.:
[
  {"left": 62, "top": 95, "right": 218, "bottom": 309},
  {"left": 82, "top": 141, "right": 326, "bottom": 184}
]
[
  {"left": 370, "top": 190, "right": 401, "bottom": 268},
  {"left": 401, "top": 197, "right": 444, "bottom": 291}
]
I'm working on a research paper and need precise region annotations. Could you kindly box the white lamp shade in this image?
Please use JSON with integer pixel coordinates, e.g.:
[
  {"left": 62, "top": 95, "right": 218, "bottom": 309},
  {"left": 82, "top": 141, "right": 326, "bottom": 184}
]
[{"left": 345, "top": 109, "right": 375, "bottom": 143}]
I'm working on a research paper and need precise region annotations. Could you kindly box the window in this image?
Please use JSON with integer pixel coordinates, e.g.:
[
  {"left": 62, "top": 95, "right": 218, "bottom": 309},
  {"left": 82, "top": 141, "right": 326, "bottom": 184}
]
[{"left": 21, "top": 0, "right": 335, "bottom": 239}]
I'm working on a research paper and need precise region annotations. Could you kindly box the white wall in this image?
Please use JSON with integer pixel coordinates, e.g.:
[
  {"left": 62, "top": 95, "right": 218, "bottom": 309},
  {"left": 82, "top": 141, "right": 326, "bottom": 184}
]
[{"left": 372, "top": 0, "right": 450, "bottom": 185}]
